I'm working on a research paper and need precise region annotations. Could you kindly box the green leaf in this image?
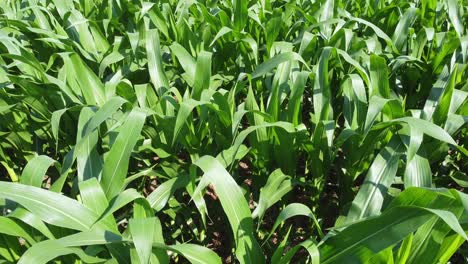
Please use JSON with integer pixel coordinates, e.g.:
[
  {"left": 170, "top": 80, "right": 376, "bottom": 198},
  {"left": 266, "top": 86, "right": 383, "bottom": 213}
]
[
  {"left": 342, "top": 74, "right": 367, "bottom": 131},
  {"left": 346, "top": 137, "right": 404, "bottom": 223},
  {"left": 252, "top": 169, "right": 293, "bottom": 221},
  {"left": 20, "top": 155, "right": 56, "bottom": 188},
  {"left": 0, "top": 217, "right": 36, "bottom": 245},
  {"left": 18, "top": 229, "right": 122, "bottom": 264},
  {"left": 229, "top": 121, "right": 297, "bottom": 169},
  {"left": 319, "top": 0, "right": 334, "bottom": 40},
  {"left": 101, "top": 109, "right": 146, "bottom": 199},
  {"left": 129, "top": 218, "right": 155, "bottom": 264},
  {"left": 252, "top": 52, "right": 308, "bottom": 79},
  {"left": 8, "top": 207, "right": 55, "bottom": 239},
  {"left": 76, "top": 107, "right": 103, "bottom": 182},
  {"left": 380, "top": 117, "right": 457, "bottom": 146},
  {"left": 450, "top": 172, "right": 468, "bottom": 187},
  {"left": 321, "top": 206, "right": 440, "bottom": 263},
  {"left": 348, "top": 17, "right": 396, "bottom": 52},
  {"left": 20, "top": 228, "right": 217, "bottom": 264},
  {"left": 79, "top": 178, "right": 117, "bottom": 231},
  {"left": 192, "top": 51, "right": 212, "bottom": 100},
  {"left": 277, "top": 239, "right": 319, "bottom": 264},
  {"left": 0, "top": 182, "right": 99, "bottom": 231},
  {"left": 172, "top": 99, "right": 209, "bottom": 145},
  {"left": 164, "top": 243, "right": 221, "bottom": 264},
  {"left": 396, "top": 234, "right": 413, "bottom": 264},
  {"left": 364, "top": 96, "right": 402, "bottom": 135},
  {"left": 82, "top": 97, "right": 127, "bottom": 136},
  {"left": 194, "top": 156, "right": 264, "bottom": 264},
  {"left": 267, "top": 203, "right": 322, "bottom": 242},
  {"left": 447, "top": 0, "right": 464, "bottom": 37},
  {"left": 422, "top": 66, "right": 456, "bottom": 124},
  {"left": 51, "top": 108, "right": 69, "bottom": 151},
  {"left": 146, "top": 29, "right": 169, "bottom": 96},
  {"left": 209, "top": 26, "right": 233, "bottom": 47},
  {"left": 146, "top": 176, "right": 190, "bottom": 211},
  {"left": 232, "top": 0, "right": 247, "bottom": 31},
  {"left": 323, "top": 188, "right": 468, "bottom": 263},
  {"left": 313, "top": 47, "right": 334, "bottom": 122},
  {"left": 95, "top": 189, "right": 143, "bottom": 224},
  {"left": 287, "top": 71, "right": 309, "bottom": 126},
  {"left": 436, "top": 233, "right": 465, "bottom": 263},
  {"left": 369, "top": 55, "right": 390, "bottom": 98},
  {"left": 391, "top": 7, "right": 417, "bottom": 52},
  {"left": 170, "top": 42, "right": 196, "bottom": 85},
  {"left": 404, "top": 151, "right": 432, "bottom": 188}
]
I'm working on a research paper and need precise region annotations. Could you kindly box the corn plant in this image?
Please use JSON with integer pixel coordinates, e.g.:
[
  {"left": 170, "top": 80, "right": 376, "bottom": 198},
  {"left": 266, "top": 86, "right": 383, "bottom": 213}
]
[{"left": 0, "top": 0, "right": 467, "bottom": 263}]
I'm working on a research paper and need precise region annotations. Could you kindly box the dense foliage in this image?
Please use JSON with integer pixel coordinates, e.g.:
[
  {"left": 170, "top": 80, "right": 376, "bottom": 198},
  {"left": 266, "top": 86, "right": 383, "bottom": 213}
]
[{"left": 0, "top": 0, "right": 468, "bottom": 263}]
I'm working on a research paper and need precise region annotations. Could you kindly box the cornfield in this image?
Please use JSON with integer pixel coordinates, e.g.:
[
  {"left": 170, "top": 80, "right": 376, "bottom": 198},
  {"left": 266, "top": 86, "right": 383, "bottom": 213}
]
[{"left": 0, "top": 0, "right": 467, "bottom": 263}]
